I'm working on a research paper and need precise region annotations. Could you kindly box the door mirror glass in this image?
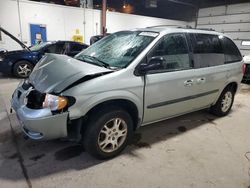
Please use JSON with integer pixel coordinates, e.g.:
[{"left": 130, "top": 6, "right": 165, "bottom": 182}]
[{"left": 137, "top": 57, "right": 164, "bottom": 75}]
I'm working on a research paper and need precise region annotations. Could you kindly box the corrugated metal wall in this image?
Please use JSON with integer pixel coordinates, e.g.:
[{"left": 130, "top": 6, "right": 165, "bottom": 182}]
[{"left": 197, "top": 3, "right": 250, "bottom": 55}]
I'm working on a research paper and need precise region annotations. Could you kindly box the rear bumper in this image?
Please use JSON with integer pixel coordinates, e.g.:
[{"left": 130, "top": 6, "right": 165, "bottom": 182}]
[{"left": 11, "top": 84, "right": 68, "bottom": 140}]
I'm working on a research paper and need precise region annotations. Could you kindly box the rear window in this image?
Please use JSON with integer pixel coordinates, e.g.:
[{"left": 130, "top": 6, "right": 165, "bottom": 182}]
[
  {"left": 220, "top": 36, "right": 242, "bottom": 63},
  {"left": 46, "top": 43, "right": 65, "bottom": 54}
]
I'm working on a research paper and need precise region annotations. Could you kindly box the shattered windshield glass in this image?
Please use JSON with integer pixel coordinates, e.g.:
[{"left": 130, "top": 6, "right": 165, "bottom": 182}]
[{"left": 75, "top": 31, "right": 158, "bottom": 68}]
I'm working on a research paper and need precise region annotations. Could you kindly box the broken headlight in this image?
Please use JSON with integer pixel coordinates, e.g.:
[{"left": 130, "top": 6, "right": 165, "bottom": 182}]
[{"left": 42, "top": 94, "right": 68, "bottom": 111}]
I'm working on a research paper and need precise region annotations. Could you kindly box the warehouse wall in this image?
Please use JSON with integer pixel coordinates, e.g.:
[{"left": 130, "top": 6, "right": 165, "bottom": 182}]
[
  {"left": 106, "top": 11, "right": 189, "bottom": 33},
  {"left": 197, "top": 3, "right": 250, "bottom": 55},
  {"left": 0, "top": 0, "right": 189, "bottom": 51}
]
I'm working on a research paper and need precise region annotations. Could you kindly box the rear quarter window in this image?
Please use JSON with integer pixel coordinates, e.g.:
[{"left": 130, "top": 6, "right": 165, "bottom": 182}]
[
  {"left": 189, "top": 33, "right": 224, "bottom": 68},
  {"left": 220, "top": 36, "right": 242, "bottom": 63}
]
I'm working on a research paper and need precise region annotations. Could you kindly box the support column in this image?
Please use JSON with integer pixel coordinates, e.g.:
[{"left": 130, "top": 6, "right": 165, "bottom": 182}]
[
  {"left": 17, "top": 0, "right": 23, "bottom": 41},
  {"left": 101, "top": 0, "right": 107, "bottom": 34}
]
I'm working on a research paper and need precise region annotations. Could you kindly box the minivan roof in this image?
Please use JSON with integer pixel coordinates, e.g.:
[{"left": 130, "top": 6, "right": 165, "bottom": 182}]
[{"left": 135, "top": 26, "right": 224, "bottom": 36}]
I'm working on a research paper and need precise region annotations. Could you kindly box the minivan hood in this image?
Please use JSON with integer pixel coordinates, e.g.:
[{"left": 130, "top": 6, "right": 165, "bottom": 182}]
[
  {"left": 29, "top": 54, "right": 112, "bottom": 93},
  {"left": 0, "top": 26, "right": 30, "bottom": 51}
]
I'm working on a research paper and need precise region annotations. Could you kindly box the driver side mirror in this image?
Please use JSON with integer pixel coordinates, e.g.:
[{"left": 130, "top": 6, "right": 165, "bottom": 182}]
[{"left": 135, "top": 57, "right": 164, "bottom": 76}]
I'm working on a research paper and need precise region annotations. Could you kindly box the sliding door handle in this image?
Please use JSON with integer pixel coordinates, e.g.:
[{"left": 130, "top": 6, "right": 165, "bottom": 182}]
[{"left": 197, "top": 77, "right": 206, "bottom": 84}]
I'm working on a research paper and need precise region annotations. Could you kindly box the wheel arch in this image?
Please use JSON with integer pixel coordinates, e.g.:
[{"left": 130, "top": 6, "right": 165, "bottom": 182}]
[
  {"left": 225, "top": 82, "right": 238, "bottom": 94},
  {"left": 84, "top": 99, "right": 140, "bottom": 131},
  {"left": 213, "top": 81, "right": 238, "bottom": 106}
]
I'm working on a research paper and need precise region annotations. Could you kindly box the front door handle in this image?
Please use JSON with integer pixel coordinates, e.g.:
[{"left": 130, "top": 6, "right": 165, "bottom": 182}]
[{"left": 184, "top": 79, "right": 194, "bottom": 87}]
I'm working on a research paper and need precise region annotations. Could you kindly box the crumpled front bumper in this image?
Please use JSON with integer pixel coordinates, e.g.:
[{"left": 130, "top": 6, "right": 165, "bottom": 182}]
[{"left": 11, "top": 81, "right": 68, "bottom": 140}]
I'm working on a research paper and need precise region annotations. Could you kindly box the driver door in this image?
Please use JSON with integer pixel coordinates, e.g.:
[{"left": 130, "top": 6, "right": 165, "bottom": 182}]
[{"left": 143, "top": 33, "right": 197, "bottom": 124}]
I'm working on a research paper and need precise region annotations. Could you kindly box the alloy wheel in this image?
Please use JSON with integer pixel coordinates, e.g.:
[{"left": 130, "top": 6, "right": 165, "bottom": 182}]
[
  {"left": 221, "top": 91, "right": 233, "bottom": 112},
  {"left": 98, "top": 118, "right": 128, "bottom": 153},
  {"left": 17, "top": 64, "right": 32, "bottom": 77}
]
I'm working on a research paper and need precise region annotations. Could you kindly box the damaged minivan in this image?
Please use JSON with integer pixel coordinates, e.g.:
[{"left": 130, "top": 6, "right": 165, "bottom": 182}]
[{"left": 11, "top": 27, "right": 243, "bottom": 159}]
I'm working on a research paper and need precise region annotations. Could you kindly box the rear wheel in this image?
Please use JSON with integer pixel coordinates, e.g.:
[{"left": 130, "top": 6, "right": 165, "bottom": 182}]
[
  {"left": 83, "top": 107, "right": 133, "bottom": 159},
  {"left": 13, "top": 61, "right": 34, "bottom": 78},
  {"left": 210, "top": 87, "right": 235, "bottom": 116}
]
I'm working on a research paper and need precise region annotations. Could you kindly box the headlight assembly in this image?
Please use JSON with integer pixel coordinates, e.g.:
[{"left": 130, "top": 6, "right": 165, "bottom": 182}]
[{"left": 42, "top": 94, "right": 68, "bottom": 111}]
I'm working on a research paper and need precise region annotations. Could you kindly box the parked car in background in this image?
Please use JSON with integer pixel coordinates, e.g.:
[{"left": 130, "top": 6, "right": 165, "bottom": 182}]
[
  {"left": 11, "top": 27, "right": 243, "bottom": 159},
  {"left": 0, "top": 48, "right": 7, "bottom": 54},
  {"left": 242, "top": 54, "right": 250, "bottom": 83},
  {"left": 0, "top": 27, "right": 88, "bottom": 78},
  {"left": 90, "top": 33, "right": 110, "bottom": 45}
]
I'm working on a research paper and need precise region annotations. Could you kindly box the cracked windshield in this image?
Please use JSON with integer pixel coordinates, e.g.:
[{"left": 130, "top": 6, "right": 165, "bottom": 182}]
[{"left": 75, "top": 31, "right": 158, "bottom": 68}]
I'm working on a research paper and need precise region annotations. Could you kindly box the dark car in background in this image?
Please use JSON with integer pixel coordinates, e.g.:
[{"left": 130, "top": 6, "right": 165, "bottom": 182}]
[
  {"left": 0, "top": 27, "right": 88, "bottom": 78},
  {"left": 90, "top": 34, "right": 110, "bottom": 45},
  {"left": 242, "top": 55, "right": 250, "bottom": 83}
]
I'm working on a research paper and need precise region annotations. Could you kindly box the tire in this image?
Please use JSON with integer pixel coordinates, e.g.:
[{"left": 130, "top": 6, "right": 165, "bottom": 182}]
[
  {"left": 210, "top": 87, "right": 235, "bottom": 117},
  {"left": 13, "top": 61, "right": 34, "bottom": 78},
  {"left": 83, "top": 107, "right": 133, "bottom": 160}
]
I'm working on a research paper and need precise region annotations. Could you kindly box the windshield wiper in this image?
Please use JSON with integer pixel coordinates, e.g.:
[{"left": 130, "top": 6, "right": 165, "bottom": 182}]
[{"left": 79, "top": 55, "right": 110, "bottom": 69}]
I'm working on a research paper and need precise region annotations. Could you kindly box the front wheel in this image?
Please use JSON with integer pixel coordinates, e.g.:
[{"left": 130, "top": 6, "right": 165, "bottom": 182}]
[
  {"left": 83, "top": 107, "right": 133, "bottom": 159},
  {"left": 13, "top": 61, "right": 34, "bottom": 78},
  {"left": 210, "top": 87, "right": 235, "bottom": 116}
]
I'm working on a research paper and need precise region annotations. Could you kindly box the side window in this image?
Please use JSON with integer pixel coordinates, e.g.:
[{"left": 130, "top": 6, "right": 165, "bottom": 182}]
[
  {"left": 70, "top": 43, "right": 84, "bottom": 52},
  {"left": 45, "top": 43, "right": 65, "bottom": 54},
  {"left": 189, "top": 33, "right": 224, "bottom": 67},
  {"left": 220, "top": 37, "right": 242, "bottom": 63},
  {"left": 149, "top": 33, "right": 191, "bottom": 71}
]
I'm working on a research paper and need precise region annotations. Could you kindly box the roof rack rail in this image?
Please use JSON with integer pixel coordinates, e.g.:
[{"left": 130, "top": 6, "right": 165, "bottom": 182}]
[
  {"left": 177, "top": 26, "right": 215, "bottom": 31},
  {"left": 146, "top": 24, "right": 184, "bottom": 28},
  {"left": 196, "top": 27, "right": 215, "bottom": 31},
  {"left": 146, "top": 25, "right": 215, "bottom": 31},
  {"left": 177, "top": 25, "right": 193, "bottom": 29}
]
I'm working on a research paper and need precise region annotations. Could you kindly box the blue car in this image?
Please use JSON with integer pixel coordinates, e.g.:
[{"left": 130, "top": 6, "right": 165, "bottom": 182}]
[{"left": 0, "top": 27, "right": 88, "bottom": 78}]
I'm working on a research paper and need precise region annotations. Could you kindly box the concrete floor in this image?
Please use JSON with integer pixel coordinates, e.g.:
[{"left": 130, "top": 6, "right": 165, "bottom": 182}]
[{"left": 0, "top": 73, "right": 250, "bottom": 188}]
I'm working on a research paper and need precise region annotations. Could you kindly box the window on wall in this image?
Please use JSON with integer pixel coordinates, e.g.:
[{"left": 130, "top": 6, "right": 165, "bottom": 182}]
[
  {"left": 242, "top": 41, "right": 250, "bottom": 46},
  {"left": 189, "top": 33, "right": 224, "bottom": 68},
  {"left": 148, "top": 33, "right": 191, "bottom": 72}
]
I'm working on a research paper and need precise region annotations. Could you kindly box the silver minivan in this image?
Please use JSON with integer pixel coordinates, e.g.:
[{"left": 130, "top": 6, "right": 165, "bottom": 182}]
[{"left": 11, "top": 27, "right": 243, "bottom": 159}]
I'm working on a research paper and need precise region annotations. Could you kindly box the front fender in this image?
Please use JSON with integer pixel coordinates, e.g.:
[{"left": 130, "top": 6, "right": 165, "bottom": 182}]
[{"left": 68, "top": 90, "right": 143, "bottom": 121}]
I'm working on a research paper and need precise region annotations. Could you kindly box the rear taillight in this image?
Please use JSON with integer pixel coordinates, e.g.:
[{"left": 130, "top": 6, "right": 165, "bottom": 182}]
[{"left": 242, "top": 63, "right": 246, "bottom": 74}]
